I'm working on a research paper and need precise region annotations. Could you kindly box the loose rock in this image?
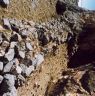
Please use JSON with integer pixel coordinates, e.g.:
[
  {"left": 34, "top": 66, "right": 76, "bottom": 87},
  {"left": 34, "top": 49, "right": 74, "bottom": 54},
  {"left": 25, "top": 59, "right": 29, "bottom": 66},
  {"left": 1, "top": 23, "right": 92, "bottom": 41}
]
[
  {"left": 10, "top": 42, "right": 17, "bottom": 48},
  {"left": 3, "top": 18, "right": 11, "bottom": 30},
  {"left": 19, "top": 51, "right": 25, "bottom": 59},
  {"left": 16, "top": 65, "right": 22, "bottom": 74},
  {"left": 3, "top": 60, "right": 15, "bottom": 73},
  {"left": 4, "top": 74, "right": 15, "bottom": 86},
  {"left": 5, "top": 48, "right": 15, "bottom": 61},
  {"left": 35, "top": 53, "right": 44, "bottom": 66},
  {"left": 0, "top": 61, "right": 3, "bottom": 71},
  {"left": 26, "top": 42, "right": 33, "bottom": 51},
  {"left": 0, "top": 75, "right": 3, "bottom": 84},
  {"left": 25, "top": 65, "right": 35, "bottom": 76},
  {"left": 0, "top": 33, "right": 3, "bottom": 44},
  {"left": 1, "top": 74, "right": 17, "bottom": 96}
]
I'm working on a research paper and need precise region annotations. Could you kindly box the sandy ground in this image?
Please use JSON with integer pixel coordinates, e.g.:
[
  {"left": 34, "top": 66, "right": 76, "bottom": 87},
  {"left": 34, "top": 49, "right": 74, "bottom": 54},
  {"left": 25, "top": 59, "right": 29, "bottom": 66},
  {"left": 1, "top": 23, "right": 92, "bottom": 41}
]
[
  {"left": 18, "top": 44, "right": 68, "bottom": 96},
  {"left": 0, "top": 0, "right": 56, "bottom": 22}
]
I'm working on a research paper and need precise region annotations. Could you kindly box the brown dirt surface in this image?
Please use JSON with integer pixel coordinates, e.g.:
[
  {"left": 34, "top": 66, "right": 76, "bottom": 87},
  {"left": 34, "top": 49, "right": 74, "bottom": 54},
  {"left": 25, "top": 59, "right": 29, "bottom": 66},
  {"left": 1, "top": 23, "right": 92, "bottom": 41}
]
[{"left": 0, "top": 0, "right": 57, "bottom": 22}]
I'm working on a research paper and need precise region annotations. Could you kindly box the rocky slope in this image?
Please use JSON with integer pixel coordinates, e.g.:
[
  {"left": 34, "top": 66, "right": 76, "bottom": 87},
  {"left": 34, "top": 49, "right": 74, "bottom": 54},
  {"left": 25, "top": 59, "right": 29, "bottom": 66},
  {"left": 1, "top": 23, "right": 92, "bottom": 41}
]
[{"left": 0, "top": 0, "right": 95, "bottom": 96}]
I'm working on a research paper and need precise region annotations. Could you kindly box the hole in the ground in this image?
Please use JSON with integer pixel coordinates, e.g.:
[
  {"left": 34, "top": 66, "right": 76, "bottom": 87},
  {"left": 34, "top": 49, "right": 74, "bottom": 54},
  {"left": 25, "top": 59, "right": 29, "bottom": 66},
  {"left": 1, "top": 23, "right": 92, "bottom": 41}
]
[
  {"left": 56, "top": 0, "right": 66, "bottom": 15},
  {"left": 78, "top": 0, "right": 95, "bottom": 10},
  {"left": 68, "top": 23, "right": 95, "bottom": 68}
]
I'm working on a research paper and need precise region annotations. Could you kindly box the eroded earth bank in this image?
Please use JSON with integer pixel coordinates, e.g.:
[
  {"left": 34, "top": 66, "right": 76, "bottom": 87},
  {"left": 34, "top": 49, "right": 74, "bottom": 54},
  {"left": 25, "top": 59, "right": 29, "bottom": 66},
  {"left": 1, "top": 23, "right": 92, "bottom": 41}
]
[{"left": 0, "top": 0, "right": 95, "bottom": 96}]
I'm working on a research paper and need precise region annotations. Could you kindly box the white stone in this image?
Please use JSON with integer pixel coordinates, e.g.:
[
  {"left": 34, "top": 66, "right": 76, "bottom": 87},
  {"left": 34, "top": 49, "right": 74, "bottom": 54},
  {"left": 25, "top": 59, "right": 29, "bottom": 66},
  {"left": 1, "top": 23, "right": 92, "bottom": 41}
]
[
  {"left": 3, "top": 74, "right": 17, "bottom": 96},
  {"left": 0, "top": 62, "right": 3, "bottom": 71},
  {"left": 0, "top": 33, "right": 3, "bottom": 44},
  {"left": 16, "top": 65, "right": 22, "bottom": 74},
  {"left": 4, "top": 74, "right": 15, "bottom": 86},
  {"left": 17, "top": 33, "right": 22, "bottom": 42},
  {"left": 26, "top": 42, "right": 33, "bottom": 51},
  {"left": 5, "top": 48, "right": 15, "bottom": 61},
  {"left": 20, "top": 64, "right": 27, "bottom": 74},
  {"left": 3, "top": 86, "right": 17, "bottom": 96},
  {"left": 35, "top": 53, "right": 44, "bottom": 66},
  {"left": 32, "top": 58, "right": 37, "bottom": 66},
  {"left": 0, "top": 50, "right": 5, "bottom": 56},
  {"left": 19, "top": 51, "right": 25, "bottom": 58},
  {"left": 0, "top": 75, "right": 3, "bottom": 84},
  {"left": 10, "top": 42, "right": 17, "bottom": 48},
  {"left": 4, "top": 61, "right": 14, "bottom": 72},
  {"left": 25, "top": 65, "right": 34, "bottom": 76},
  {"left": 3, "top": 89, "right": 17, "bottom": 96},
  {"left": 3, "top": 18, "right": 11, "bottom": 29},
  {"left": 21, "top": 29, "right": 29, "bottom": 37}
]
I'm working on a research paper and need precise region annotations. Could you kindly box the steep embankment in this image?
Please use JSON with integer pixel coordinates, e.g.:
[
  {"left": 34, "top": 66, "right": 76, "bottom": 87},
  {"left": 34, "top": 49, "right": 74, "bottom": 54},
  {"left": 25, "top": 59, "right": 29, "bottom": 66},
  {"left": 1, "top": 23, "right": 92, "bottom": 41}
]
[{"left": 0, "top": 0, "right": 95, "bottom": 96}]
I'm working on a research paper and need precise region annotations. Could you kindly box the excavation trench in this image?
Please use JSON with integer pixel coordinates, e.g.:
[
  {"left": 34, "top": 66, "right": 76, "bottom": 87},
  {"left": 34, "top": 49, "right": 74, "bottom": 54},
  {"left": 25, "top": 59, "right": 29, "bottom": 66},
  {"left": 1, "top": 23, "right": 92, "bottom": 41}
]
[{"left": 68, "top": 23, "right": 95, "bottom": 68}]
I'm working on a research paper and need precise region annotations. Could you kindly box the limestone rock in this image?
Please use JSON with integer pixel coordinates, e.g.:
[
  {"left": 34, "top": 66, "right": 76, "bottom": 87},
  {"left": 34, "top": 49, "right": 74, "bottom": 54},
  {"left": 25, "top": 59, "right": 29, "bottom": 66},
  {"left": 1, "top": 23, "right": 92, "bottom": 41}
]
[
  {"left": 4, "top": 74, "right": 15, "bottom": 86},
  {"left": 16, "top": 65, "right": 22, "bottom": 74},
  {"left": 0, "top": 75, "right": 3, "bottom": 84},
  {"left": 0, "top": 61, "right": 3, "bottom": 71},
  {"left": 0, "top": 33, "right": 3, "bottom": 44},
  {"left": 5, "top": 48, "right": 15, "bottom": 61},
  {"left": 20, "top": 64, "right": 34, "bottom": 77},
  {"left": 26, "top": 42, "right": 33, "bottom": 51},
  {"left": 19, "top": 51, "right": 25, "bottom": 59},
  {"left": 20, "top": 29, "right": 30, "bottom": 38},
  {"left": 1, "top": 74, "right": 17, "bottom": 96},
  {"left": 3, "top": 18, "right": 11, "bottom": 30},
  {"left": 25, "top": 65, "right": 35, "bottom": 76},
  {"left": 20, "top": 64, "right": 28, "bottom": 76},
  {"left": 10, "top": 42, "right": 17, "bottom": 48},
  {"left": 35, "top": 53, "right": 44, "bottom": 66},
  {"left": 3, "top": 60, "right": 15, "bottom": 73}
]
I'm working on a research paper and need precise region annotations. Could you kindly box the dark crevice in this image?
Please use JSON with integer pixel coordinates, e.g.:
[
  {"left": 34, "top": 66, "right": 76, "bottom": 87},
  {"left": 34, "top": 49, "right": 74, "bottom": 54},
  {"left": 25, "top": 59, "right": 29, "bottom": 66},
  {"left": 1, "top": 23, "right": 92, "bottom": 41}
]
[
  {"left": 68, "top": 49, "right": 95, "bottom": 68},
  {"left": 68, "top": 23, "right": 95, "bottom": 68}
]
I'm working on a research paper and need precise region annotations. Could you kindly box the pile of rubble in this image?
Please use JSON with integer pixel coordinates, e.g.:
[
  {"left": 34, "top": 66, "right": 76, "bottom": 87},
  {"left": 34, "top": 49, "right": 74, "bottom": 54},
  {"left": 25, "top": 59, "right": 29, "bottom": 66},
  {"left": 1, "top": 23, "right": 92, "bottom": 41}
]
[{"left": 0, "top": 18, "right": 46, "bottom": 96}]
